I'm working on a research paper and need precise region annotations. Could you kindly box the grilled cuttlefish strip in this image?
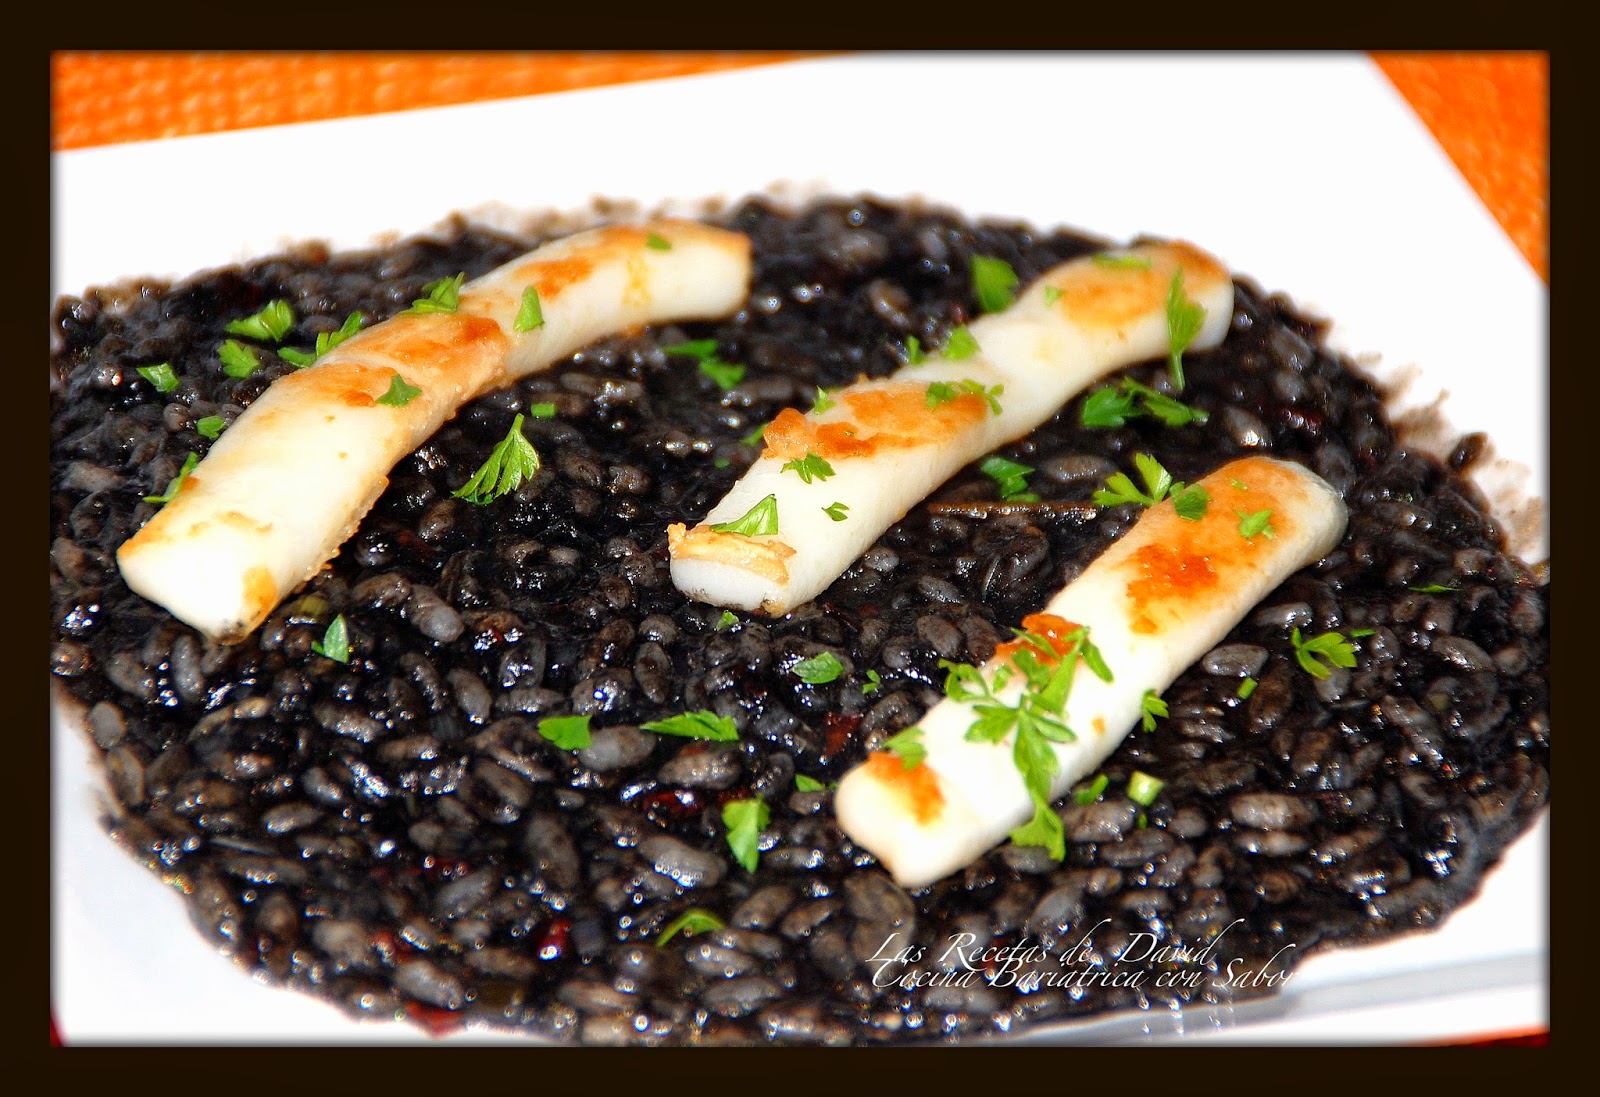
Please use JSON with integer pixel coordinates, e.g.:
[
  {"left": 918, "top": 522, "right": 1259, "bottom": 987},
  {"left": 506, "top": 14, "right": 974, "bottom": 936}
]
[
  {"left": 118, "top": 221, "right": 752, "bottom": 642},
  {"left": 834, "top": 456, "right": 1348, "bottom": 889},
  {"left": 667, "top": 241, "right": 1234, "bottom": 615}
]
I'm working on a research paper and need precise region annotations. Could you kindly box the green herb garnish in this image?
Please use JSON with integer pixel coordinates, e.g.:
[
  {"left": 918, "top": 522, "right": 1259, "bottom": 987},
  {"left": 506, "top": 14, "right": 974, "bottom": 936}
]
[
  {"left": 781, "top": 452, "right": 835, "bottom": 484},
  {"left": 1291, "top": 628, "right": 1360, "bottom": 680},
  {"left": 1237, "top": 676, "right": 1259, "bottom": 699},
  {"left": 1093, "top": 252, "right": 1154, "bottom": 271},
  {"left": 646, "top": 232, "right": 672, "bottom": 251},
  {"left": 823, "top": 501, "right": 850, "bottom": 522},
  {"left": 376, "top": 373, "right": 422, "bottom": 407},
  {"left": 1081, "top": 377, "right": 1209, "bottom": 429},
  {"left": 926, "top": 379, "right": 1003, "bottom": 415},
  {"left": 278, "top": 311, "right": 364, "bottom": 367},
  {"left": 1043, "top": 285, "right": 1062, "bottom": 305},
  {"left": 194, "top": 415, "right": 226, "bottom": 440},
  {"left": 979, "top": 455, "right": 1039, "bottom": 502},
  {"left": 795, "top": 774, "right": 827, "bottom": 792},
  {"left": 741, "top": 422, "right": 768, "bottom": 448},
  {"left": 1140, "top": 689, "right": 1168, "bottom": 732},
  {"left": 137, "top": 362, "right": 179, "bottom": 393},
  {"left": 665, "top": 339, "right": 720, "bottom": 359},
  {"left": 699, "top": 358, "right": 746, "bottom": 392},
  {"left": 656, "top": 908, "right": 723, "bottom": 946},
  {"left": 715, "top": 610, "right": 739, "bottom": 631},
  {"left": 1092, "top": 453, "right": 1174, "bottom": 509},
  {"left": 791, "top": 651, "right": 844, "bottom": 684},
  {"left": 143, "top": 451, "right": 198, "bottom": 505},
  {"left": 1171, "top": 483, "right": 1211, "bottom": 521},
  {"left": 538, "top": 714, "right": 592, "bottom": 750},
  {"left": 218, "top": 339, "right": 260, "bottom": 378},
  {"left": 225, "top": 299, "right": 294, "bottom": 342},
  {"left": 311, "top": 615, "right": 350, "bottom": 663},
  {"left": 641, "top": 711, "right": 740, "bottom": 741},
  {"left": 1074, "top": 774, "right": 1109, "bottom": 806},
  {"left": 527, "top": 402, "right": 557, "bottom": 418},
  {"left": 403, "top": 272, "right": 465, "bottom": 315},
  {"left": 811, "top": 387, "right": 837, "bottom": 413},
  {"left": 1127, "top": 771, "right": 1164, "bottom": 807},
  {"left": 862, "top": 669, "right": 882, "bottom": 695},
  {"left": 881, "top": 727, "right": 927, "bottom": 770},
  {"left": 452, "top": 413, "right": 541, "bottom": 504},
  {"left": 710, "top": 494, "right": 779, "bottom": 536},
  {"left": 1236, "top": 508, "right": 1276, "bottom": 540},
  {"left": 972, "top": 255, "right": 1019, "bottom": 313},
  {"left": 1165, "top": 268, "right": 1206, "bottom": 392},
  {"left": 903, "top": 335, "right": 925, "bottom": 365},
  {"left": 722, "top": 798, "right": 769, "bottom": 873},
  {"left": 1409, "top": 583, "right": 1460, "bottom": 594},
  {"left": 942, "top": 325, "right": 979, "bottom": 360},
  {"left": 514, "top": 286, "right": 545, "bottom": 332}
]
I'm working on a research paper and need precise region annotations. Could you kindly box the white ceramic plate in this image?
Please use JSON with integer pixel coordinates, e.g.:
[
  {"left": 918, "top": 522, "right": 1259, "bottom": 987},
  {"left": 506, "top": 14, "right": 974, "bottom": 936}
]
[{"left": 52, "top": 54, "right": 1549, "bottom": 1045}]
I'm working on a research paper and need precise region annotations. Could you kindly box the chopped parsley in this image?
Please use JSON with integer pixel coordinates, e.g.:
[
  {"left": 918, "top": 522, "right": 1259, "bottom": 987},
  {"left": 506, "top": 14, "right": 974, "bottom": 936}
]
[
  {"left": 1074, "top": 774, "right": 1109, "bottom": 805},
  {"left": 1171, "top": 482, "right": 1211, "bottom": 521},
  {"left": 740, "top": 422, "right": 768, "bottom": 448},
  {"left": 926, "top": 379, "right": 1003, "bottom": 415},
  {"left": 664, "top": 339, "right": 720, "bottom": 359},
  {"left": 1080, "top": 377, "right": 1208, "bottom": 429},
  {"left": 402, "top": 272, "right": 466, "bottom": 315},
  {"left": 1140, "top": 689, "right": 1168, "bottom": 732},
  {"left": 194, "top": 415, "right": 226, "bottom": 440},
  {"left": 218, "top": 339, "right": 260, "bottom": 378},
  {"left": 715, "top": 610, "right": 739, "bottom": 631},
  {"left": 225, "top": 299, "right": 294, "bottom": 342},
  {"left": 781, "top": 452, "right": 835, "bottom": 484},
  {"left": 641, "top": 711, "right": 740, "bottom": 742},
  {"left": 311, "top": 615, "right": 350, "bottom": 663},
  {"left": 137, "top": 363, "right": 179, "bottom": 393},
  {"left": 656, "top": 908, "right": 724, "bottom": 947},
  {"left": 862, "top": 669, "right": 882, "bottom": 695},
  {"left": 942, "top": 325, "right": 980, "bottom": 360},
  {"left": 902, "top": 335, "right": 925, "bottom": 365},
  {"left": 1092, "top": 453, "right": 1175, "bottom": 509},
  {"left": 452, "top": 413, "right": 541, "bottom": 505},
  {"left": 1291, "top": 628, "right": 1360, "bottom": 680},
  {"left": 790, "top": 651, "right": 844, "bottom": 684},
  {"left": 722, "top": 798, "right": 770, "bottom": 873},
  {"left": 527, "top": 402, "right": 557, "bottom": 418},
  {"left": 1409, "top": 583, "right": 1460, "bottom": 594},
  {"left": 710, "top": 494, "right": 779, "bottom": 536},
  {"left": 699, "top": 358, "right": 746, "bottom": 392},
  {"left": 972, "top": 255, "right": 1019, "bottom": 313},
  {"left": 514, "top": 286, "right": 545, "bottom": 332},
  {"left": 1236, "top": 508, "right": 1276, "bottom": 540},
  {"left": 811, "top": 387, "right": 837, "bottom": 414},
  {"left": 1043, "top": 285, "right": 1062, "bottom": 305},
  {"left": 979, "top": 455, "right": 1039, "bottom": 502},
  {"left": 822, "top": 501, "right": 850, "bottom": 522},
  {"left": 1127, "top": 771, "right": 1165, "bottom": 807},
  {"left": 143, "top": 452, "right": 198, "bottom": 505},
  {"left": 1093, "top": 252, "right": 1153, "bottom": 271},
  {"left": 1230, "top": 478, "right": 1249, "bottom": 491},
  {"left": 881, "top": 727, "right": 926, "bottom": 770},
  {"left": 376, "top": 373, "right": 422, "bottom": 407},
  {"left": 1165, "top": 268, "right": 1206, "bottom": 392},
  {"left": 537, "top": 714, "right": 592, "bottom": 751},
  {"left": 794, "top": 775, "right": 827, "bottom": 793},
  {"left": 279, "top": 311, "right": 364, "bottom": 367},
  {"left": 646, "top": 232, "right": 672, "bottom": 251},
  {"left": 1237, "top": 676, "right": 1259, "bottom": 699}
]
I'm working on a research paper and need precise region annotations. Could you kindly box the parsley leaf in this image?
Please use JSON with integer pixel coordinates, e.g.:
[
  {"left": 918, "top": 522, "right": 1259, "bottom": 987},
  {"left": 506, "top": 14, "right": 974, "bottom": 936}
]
[
  {"left": 1237, "top": 676, "right": 1258, "bottom": 699},
  {"left": 979, "top": 455, "right": 1039, "bottom": 502},
  {"left": 1092, "top": 453, "right": 1175, "bottom": 509},
  {"left": 1237, "top": 508, "right": 1276, "bottom": 540},
  {"left": 376, "top": 373, "right": 422, "bottom": 407},
  {"left": 741, "top": 422, "right": 768, "bottom": 448},
  {"left": 926, "top": 379, "right": 1003, "bottom": 415},
  {"left": 641, "top": 711, "right": 740, "bottom": 742},
  {"left": 710, "top": 494, "right": 778, "bottom": 536},
  {"left": 811, "top": 387, "right": 837, "bottom": 414},
  {"left": 791, "top": 651, "right": 844, "bottom": 684},
  {"left": 143, "top": 452, "right": 198, "bottom": 505},
  {"left": 699, "top": 358, "right": 746, "bottom": 392},
  {"left": 722, "top": 798, "right": 770, "bottom": 873},
  {"left": 1127, "top": 770, "right": 1165, "bottom": 807},
  {"left": 1165, "top": 268, "right": 1206, "bottom": 392},
  {"left": 903, "top": 335, "right": 925, "bottom": 365},
  {"left": 279, "top": 311, "right": 364, "bottom": 367},
  {"left": 942, "top": 326, "right": 980, "bottom": 360},
  {"left": 1074, "top": 773, "right": 1109, "bottom": 805},
  {"left": 137, "top": 362, "right": 179, "bottom": 393},
  {"left": 862, "top": 669, "right": 882, "bottom": 695},
  {"left": 781, "top": 452, "right": 835, "bottom": 484},
  {"left": 1093, "top": 252, "right": 1153, "bottom": 271},
  {"left": 822, "top": 501, "right": 850, "bottom": 522},
  {"left": 1081, "top": 377, "right": 1209, "bottom": 431},
  {"left": 1009, "top": 798, "right": 1066, "bottom": 860},
  {"left": 403, "top": 273, "right": 465, "bottom": 315},
  {"left": 972, "top": 255, "right": 1019, "bottom": 313},
  {"left": 881, "top": 727, "right": 926, "bottom": 770},
  {"left": 656, "top": 908, "right": 723, "bottom": 947},
  {"left": 311, "top": 615, "right": 350, "bottom": 663},
  {"left": 1291, "top": 627, "right": 1360, "bottom": 680},
  {"left": 225, "top": 299, "right": 294, "bottom": 342},
  {"left": 1409, "top": 583, "right": 1460, "bottom": 594},
  {"left": 527, "top": 402, "right": 557, "bottom": 418},
  {"left": 194, "top": 415, "right": 226, "bottom": 440},
  {"left": 1171, "top": 482, "right": 1211, "bottom": 521},
  {"left": 794, "top": 775, "right": 827, "bottom": 793},
  {"left": 1080, "top": 384, "right": 1140, "bottom": 428},
  {"left": 538, "top": 714, "right": 592, "bottom": 751},
  {"left": 514, "top": 286, "right": 545, "bottom": 332},
  {"left": 218, "top": 339, "right": 260, "bottom": 378},
  {"left": 646, "top": 232, "right": 672, "bottom": 251},
  {"left": 715, "top": 610, "right": 739, "bottom": 631},
  {"left": 452, "top": 413, "right": 541, "bottom": 504},
  {"left": 1043, "top": 285, "right": 1062, "bottom": 305},
  {"left": 1140, "top": 689, "right": 1168, "bottom": 732},
  {"left": 664, "top": 339, "right": 720, "bottom": 359}
]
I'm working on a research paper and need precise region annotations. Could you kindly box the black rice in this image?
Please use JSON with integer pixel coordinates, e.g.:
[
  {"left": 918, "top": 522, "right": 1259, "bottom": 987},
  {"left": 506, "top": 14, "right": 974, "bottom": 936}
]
[{"left": 49, "top": 196, "right": 1550, "bottom": 1044}]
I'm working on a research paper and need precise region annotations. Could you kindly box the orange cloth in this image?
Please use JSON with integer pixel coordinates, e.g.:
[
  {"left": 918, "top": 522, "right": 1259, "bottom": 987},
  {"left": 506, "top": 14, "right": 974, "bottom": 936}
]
[{"left": 51, "top": 52, "right": 1546, "bottom": 281}]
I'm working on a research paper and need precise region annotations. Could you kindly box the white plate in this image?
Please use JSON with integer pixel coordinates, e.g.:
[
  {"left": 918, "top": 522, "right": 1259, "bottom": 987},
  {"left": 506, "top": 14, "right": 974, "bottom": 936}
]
[{"left": 52, "top": 53, "right": 1549, "bottom": 1045}]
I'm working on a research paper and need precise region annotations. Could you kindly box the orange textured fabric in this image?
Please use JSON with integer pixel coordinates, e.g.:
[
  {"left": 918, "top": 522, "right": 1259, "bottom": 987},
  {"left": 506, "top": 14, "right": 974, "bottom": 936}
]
[{"left": 1375, "top": 52, "right": 1547, "bottom": 281}]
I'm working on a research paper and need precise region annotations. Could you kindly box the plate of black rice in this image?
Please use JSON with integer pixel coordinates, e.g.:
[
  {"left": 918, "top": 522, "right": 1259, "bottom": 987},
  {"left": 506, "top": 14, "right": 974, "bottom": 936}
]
[{"left": 51, "top": 56, "right": 1548, "bottom": 1045}]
